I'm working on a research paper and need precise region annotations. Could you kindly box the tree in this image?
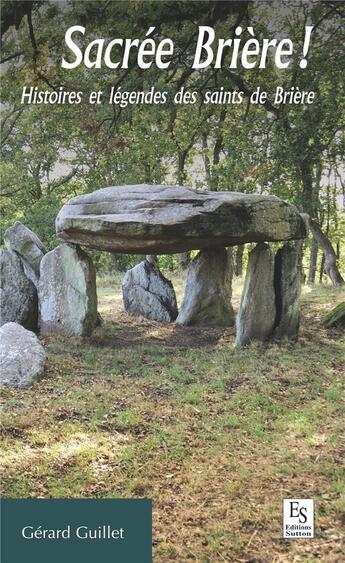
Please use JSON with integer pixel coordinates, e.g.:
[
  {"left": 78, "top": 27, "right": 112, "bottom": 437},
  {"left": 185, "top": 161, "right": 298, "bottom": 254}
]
[{"left": 0, "top": 0, "right": 343, "bottom": 284}]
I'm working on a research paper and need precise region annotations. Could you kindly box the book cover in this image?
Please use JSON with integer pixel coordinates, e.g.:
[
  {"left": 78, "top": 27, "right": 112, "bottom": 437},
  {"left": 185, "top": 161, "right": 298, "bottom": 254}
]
[{"left": 1, "top": 1, "right": 344, "bottom": 562}]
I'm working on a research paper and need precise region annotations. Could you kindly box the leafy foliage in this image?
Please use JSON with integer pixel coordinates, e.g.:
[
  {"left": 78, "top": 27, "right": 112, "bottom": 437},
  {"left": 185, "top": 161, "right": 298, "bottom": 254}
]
[{"left": 0, "top": 0, "right": 344, "bottom": 279}]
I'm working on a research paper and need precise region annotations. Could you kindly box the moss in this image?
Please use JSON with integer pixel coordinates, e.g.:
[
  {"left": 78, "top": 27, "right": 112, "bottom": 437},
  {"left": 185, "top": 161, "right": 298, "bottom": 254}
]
[{"left": 323, "top": 301, "right": 345, "bottom": 328}]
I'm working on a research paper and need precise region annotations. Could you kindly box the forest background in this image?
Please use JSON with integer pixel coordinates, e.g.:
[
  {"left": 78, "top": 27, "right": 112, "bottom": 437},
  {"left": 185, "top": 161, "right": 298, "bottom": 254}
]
[{"left": 1, "top": 0, "right": 344, "bottom": 284}]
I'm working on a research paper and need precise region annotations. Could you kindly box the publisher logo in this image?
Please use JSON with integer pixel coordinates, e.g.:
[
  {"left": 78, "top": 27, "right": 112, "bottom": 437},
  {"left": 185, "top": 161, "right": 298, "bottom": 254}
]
[{"left": 283, "top": 499, "right": 314, "bottom": 538}]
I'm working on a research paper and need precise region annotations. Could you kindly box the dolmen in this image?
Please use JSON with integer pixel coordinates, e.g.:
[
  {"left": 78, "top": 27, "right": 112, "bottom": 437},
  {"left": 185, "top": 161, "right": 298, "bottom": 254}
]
[
  {"left": 56, "top": 183, "right": 306, "bottom": 344},
  {"left": 1, "top": 185, "right": 307, "bottom": 355}
]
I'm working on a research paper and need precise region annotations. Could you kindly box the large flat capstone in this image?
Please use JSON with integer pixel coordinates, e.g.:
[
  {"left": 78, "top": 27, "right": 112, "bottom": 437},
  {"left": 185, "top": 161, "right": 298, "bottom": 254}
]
[{"left": 56, "top": 185, "right": 306, "bottom": 254}]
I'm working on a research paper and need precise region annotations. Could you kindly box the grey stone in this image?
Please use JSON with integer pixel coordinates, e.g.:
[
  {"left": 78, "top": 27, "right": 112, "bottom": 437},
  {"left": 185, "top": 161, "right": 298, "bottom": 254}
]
[
  {"left": 235, "top": 243, "right": 276, "bottom": 346},
  {"left": 56, "top": 184, "right": 307, "bottom": 254},
  {"left": 39, "top": 244, "right": 97, "bottom": 336},
  {"left": 122, "top": 260, "right": 178, "bottom": 322},
  {"left": 177, "top": 248, "right": 234, "bottom": 326},
  {"left": 274, "top": 244, "right": 302, "bottom": 340},
  {"left": 0, "top": 322, "right": 46, "bottom": 388},
  {"left": 323, "top": 302, "right": 345, "bottom": 329},
  {"left": 4, "top": 222, "right": 46, "bottom": 287},
  {"left": 0, "top": 249, "right": 38, "bottom": 331}
]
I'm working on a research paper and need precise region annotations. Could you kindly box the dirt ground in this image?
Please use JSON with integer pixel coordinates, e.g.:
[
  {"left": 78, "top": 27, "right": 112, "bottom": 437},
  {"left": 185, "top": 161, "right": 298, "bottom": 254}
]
[{"left": 1, "top": 277, "right": 344, "bottom": 562}]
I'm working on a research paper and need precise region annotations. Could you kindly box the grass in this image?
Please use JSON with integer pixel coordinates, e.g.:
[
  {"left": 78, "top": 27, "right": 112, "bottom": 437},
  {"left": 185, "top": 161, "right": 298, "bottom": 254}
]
[{"left": 1, "top": 274, "right": 344, "bottom": 562}]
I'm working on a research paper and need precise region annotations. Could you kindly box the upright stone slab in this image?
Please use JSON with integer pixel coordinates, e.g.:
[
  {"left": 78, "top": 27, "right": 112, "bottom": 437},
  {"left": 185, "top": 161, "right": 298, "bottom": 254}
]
[
  {"left": 323, "top": 302, "right": 345, "bottom": 329},
  {"left": 0, "top": 249, "right": 38, "bottom": 331},
  {"left": 0, "top": 322, "right": 46, "bottom": 388},
  {"left": 236, "top": 243, "right": 276, "bottom": 346},
  {"left": 4, "top": 221, "right": 46, "bottom": 287},
  {"left": 177, "top": 248, "right": 234, "bottom": 326},
  {"left": 39, "top": 244, "right": 97, "bottom": 336},
  {"left": 122, "top": 260, "right": 178, "bottom": 322},
  {"left": 274, "top": 244, "right": 302, "bottom": 340}
]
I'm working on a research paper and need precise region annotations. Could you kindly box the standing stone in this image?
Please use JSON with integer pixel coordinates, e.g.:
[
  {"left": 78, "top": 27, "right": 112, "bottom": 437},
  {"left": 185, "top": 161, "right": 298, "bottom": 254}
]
[
  {"left": 122, "top": 260, "right": 178, "bottom": 322},
  {"left": 39, "top": 244, "right": 97, "bottom": 336},
  {"left": 236, "top": 243, "right": 276, "bottom": 346},
  {"left": 4, "top": 221, "right": 46, "bottom": 287},
  {"left": 0, "top": 249, "right": 38, "bottom": 331},
  {"left": 177, "top": 248, "right": 234, "bottom": 326},
  {"left": 0, "top": 322, "right": 46, "bottom": 388},
  {"left": 323, "top": 302, "right": 345, "bottom": 329},
  {"left": 274, "top": 244, "right": 302, "bottom": 340}
]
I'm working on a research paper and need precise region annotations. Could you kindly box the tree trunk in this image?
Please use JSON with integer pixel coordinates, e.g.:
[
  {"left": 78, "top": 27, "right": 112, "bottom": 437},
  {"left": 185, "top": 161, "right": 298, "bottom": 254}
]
[
  {"left": 177, "top": 149, "right": 190, "bottom": 268},
  {"left": 202, "top": 133, "right": 212, "bottom": 189},
  {"left": 319, "top": 253, "right": 325, "bottom": 283},
  {"left": 307, "top": 240, "right": 318, "bottom": 285},
  {"left": 300, "top": 162, "right": 315, "bottom": 217},
  {"left": 308, "top": 218, "right": 344, "bottom": 286},
  {"left": 210, "top": 108, "right": 226, "bottom": 191},
  {"left": 300, "top": 162, "right": 344, "bottom": 287},
  {"left": 177, "top": 150, "right": 187, "bottom": 185},
  {"left": 110, "top": 253, "right": 118, "bottom": 272},
  {"left": 213, "top": 109, "right": 226, "bottom": 167},
  {"left": 235, "top": 245, "right": 244, "bottom": 277},
  {"left": 179, "top": 252, "right": 191, "bottom": 270}
]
